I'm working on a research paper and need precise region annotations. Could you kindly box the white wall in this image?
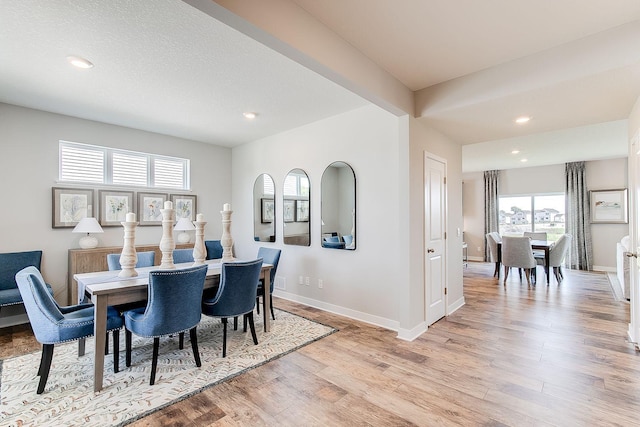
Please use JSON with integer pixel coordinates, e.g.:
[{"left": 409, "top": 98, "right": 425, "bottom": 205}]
[
  {"left": 462, "top": 158, "right": 629, "bottom": 269},
  {"left": 0, "top": 103, "right": 231, "bottom": 319},
  {"left": 232, "top": 105, "right": 403, "bottom": 329}
]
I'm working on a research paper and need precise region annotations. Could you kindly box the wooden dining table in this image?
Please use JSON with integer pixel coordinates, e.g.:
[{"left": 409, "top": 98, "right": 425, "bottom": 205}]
[
  {"left": 74, "top": 259, "right": 272, "bottom": 392},
  {"left": 496, "top": 239, "right": 555, "bottom": 284}
]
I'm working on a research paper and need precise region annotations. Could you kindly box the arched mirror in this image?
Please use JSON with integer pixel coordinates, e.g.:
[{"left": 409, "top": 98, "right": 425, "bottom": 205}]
[
  {"left": 253, "top": 174, "right": 276, "bottom": 242},
  {"left": 321, "top": 162, "right": 356, "bottom": 250},
  {"left": 283, "top": 168, "right": 310, "bottom": 246}
]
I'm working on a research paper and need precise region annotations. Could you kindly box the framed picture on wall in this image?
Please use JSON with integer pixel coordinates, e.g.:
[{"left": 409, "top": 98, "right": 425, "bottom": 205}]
[
  {"left": 99, "top": 190, "right": 134, "bottom": 227},
  {"left": 590, "top": 188, "right": 628, "bottom": 224},
  {"left": 296, "top": 200, "right": 310, "bottom": 222},
  {"left": 283, "top": 199, "right": 295, "bottom": 222},
  {"left": 261, "top": 198, "right": 274, "bottom": 223},
  {"left": 138, "top": 192, "right": 167, "bottom": 226},
  {"left": 170, "top": 194, "right": 197, "bottom": 220},
  {"left": 52, "top": 187, "right": 94, "bottom": 228}
]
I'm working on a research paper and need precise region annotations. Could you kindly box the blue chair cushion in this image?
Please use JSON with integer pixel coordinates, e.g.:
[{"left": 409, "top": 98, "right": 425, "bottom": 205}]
[
  {"left": 0, "top": 250, "right": 52, "bottom": 307},
  {"left": 173, "top": 248, "right": 194, "bottom": 264},
  {"left": 205, "top": 240, "right": 223, "bottom": 260}
]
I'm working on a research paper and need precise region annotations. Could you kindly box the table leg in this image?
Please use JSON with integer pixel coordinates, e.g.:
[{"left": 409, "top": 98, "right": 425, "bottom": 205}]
[
  {"left": 263, "top": 270, "right": 271, "bottom": 332},
  {"left": 92, "top": 295, "right": 108, "bottom": 392},
  {"left": 545, "top": 248, "right": 551, "bottom": 285}
]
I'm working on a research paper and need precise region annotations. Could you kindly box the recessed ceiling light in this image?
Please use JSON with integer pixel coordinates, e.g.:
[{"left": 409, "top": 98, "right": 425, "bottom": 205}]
[
  {"left": 67, "top": 55, "right": 93, "bottom": 69},
  {"left": 514, "top": 116, "right": 531, "bottom": 124},
  {"left": 511, "top": 150, "right": 520, "bottom": 154},
  {"left": 520, "top": 158, "right": 528, "bottom": 163},
  {"left": 243, "top": 112, "right": 257, "bottom": 119}
]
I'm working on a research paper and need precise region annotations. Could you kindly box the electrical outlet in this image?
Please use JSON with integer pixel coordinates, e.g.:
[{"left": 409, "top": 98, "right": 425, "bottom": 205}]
[
  {"left": 299, "top": 276, "right": 304, "bottom": 285},
  {"left": 305, "top": 276, "right": 310, "bottom": 286},
  {"left": 318, "top": 279, "right": 323, "bottom": 289},
  {"left": 477, "top": 246, "right": 481, "bottom": 252}
]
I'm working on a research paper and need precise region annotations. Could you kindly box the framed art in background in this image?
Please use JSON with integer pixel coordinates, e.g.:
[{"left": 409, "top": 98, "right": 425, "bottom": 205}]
[
  {"left": 261, "top": 198, "right": 275, "bottom": 223},
  {"left": 590, "top": 188, "right": 628, "bottom": 223},
  {"left": 138, "top": 192, "right": 167, "bottom": 226},
  {"left": 296, "top": 200, "right": 309, "bottom": 222},
  {"left": 170, "top": 194, "right": 197, "bottom": 220},
  {"left": 52, "top": 187, "right": 94, "bottom": 228},
  {"left": 283, "top": 199, "right": 295, "bottom": 222},
  {"left": 99, "top": 190, "right": 134, "bottom": 226}
]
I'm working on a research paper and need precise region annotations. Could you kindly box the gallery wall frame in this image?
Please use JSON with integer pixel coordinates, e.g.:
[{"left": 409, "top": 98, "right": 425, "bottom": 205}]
[
  {"left": 283, "top": 199, "right": 296, "bottom": 222},
  {"left": 590, "top": 188, "right": 628, "bottom": 224},
  {"left": 99, "top": 190, "right": 134, "bottom": 227},
  {"left": 138, "top": 192, "right": 167, "bottom": 226},
  {"left": 296, "top": 199, "right": 309, "bottom": 222},
  {"left": 52, "top": 187, "right": 94, "bottom": 228},
  {"left": 261, "top": 198, "right": 274, "bottom": 223},
  {"left": 170, "top": 194, "right": 197, "bottom": 220}
]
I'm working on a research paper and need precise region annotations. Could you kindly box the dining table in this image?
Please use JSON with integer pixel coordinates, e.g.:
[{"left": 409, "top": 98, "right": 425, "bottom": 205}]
[
  {"left": 496, "top": 239, "right": 555, "bottom": 284},
  {"left": 74, "top": 259, "right": 273, "bottom": 392}
]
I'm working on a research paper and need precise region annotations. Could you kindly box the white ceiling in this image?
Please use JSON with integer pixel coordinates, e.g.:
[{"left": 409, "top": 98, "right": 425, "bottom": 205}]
[{"left": 1, "top": 1, "right": 640, "bottom": 172}]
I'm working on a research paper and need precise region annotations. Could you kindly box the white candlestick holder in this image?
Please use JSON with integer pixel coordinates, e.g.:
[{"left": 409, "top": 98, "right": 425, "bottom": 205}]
[
  {"left": 159, "top": 207, "right": 176, "bottom": 269},
  {"left": 220, "top": 210, "right": 235, "bottom": 262},
  {"left": 118, "top": 220, "right": 139, "bottom": 278},
  {"left": 193, "top": 220, "right": 207, "bottom": 265}
]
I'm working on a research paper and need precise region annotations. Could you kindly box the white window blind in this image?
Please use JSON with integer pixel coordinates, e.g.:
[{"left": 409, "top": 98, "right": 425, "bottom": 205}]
[
  {"left": 263, "top": 175, "right": 275, "bottom": 195},
  {"left": 59, "top": 141, "right": 190, "bottom": 190},
  {"left": 283, "top": 175, "right": 298, "bottom": 196}
]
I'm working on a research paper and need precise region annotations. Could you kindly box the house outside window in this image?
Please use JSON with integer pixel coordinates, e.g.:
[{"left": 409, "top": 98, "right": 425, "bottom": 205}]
[{"left": 499, "top": 194, "right": 565, "bottom": 241}]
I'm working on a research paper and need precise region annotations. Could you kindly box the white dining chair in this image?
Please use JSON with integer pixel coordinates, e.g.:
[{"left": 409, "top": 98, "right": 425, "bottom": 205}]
[{"left": 501, "top": 236, "right": 536, "bottom": 285}]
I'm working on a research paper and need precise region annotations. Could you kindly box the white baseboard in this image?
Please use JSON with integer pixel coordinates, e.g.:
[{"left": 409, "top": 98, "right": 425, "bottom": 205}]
[
  {"left": 468, "top": 256, "right": 484, "bottom": 262},
  {"left": 448, "top": 296, "right": 465, "bottom": 314},
  {"left": 592, "top": 265, "right": 616, "bottom": 273},
  {"left": 397, "top": 322, "right": 427, "bottom": 341}
]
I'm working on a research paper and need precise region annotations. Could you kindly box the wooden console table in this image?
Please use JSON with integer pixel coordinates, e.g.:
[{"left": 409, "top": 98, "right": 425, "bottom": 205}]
[{"left": 67, "top": 243, "right": 192, "bottom": 304}]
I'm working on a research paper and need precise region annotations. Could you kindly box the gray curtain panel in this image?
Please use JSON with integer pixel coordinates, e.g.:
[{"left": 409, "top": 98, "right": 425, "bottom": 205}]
[
  {"left": 484, "top": 170, "right": 500, "bottom": 261},
  {"left": 565, "top": 161, "right": 592, "bottom": 270}
]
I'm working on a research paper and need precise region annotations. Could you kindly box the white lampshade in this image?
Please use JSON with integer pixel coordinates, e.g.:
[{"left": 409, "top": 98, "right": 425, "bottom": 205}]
[
  {"left": 174, "top": 217, "right": 195, "bottom": 243},
  {"left": 72, "top": 217, "right": 103, "bottom": 249}
]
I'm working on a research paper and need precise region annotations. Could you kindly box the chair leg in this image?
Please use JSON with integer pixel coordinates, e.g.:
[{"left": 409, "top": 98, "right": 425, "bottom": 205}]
[
  {"left": 243, "top": 314, "right": 248, "bottom": 332},
  {"left": 179, "top": 332, "right": 184, "bottom": 350},
  {"left": 150, "top": 337, "right": 160, "bottom": 385},
  {"left": 494, "top": 262, "right": 500, "bottom": 277},
  {"left": 525, "top": 269, "right": 531, "bottom": 286},
  {"left": 37, "top": 344, "right": 54, "bottom": 394},
  {"left": 246, "top": 312, "right": 258, "bottom": 345},
  {"left": 270, "top": 294, "right": 275, "bottom": 320},
  {"left": 190, "top": 327, "right": 201, "bottom": 367},
  {"left": 503, "top": 265, "right": 509, "bottom": 282},
  {"left": 222, "top": 318, "right": 228, "bottom": 358},
  {"left": 256, "top": 295, "right": 261, "bottom": 314},
  {"left": 518, "top": 268, "right": 522, "bottom": 280},
  {"left": 113, "top": 329, "right": 120, "bottom": 373},
  {"left": 125, "top": 329, "right": 132, "bottom": 367},
  {"left": 104, "top": 332, "right": 109, "bottom": 355},
  {"left": 233, "top": 316, "right": 238, "bottom": 331}
]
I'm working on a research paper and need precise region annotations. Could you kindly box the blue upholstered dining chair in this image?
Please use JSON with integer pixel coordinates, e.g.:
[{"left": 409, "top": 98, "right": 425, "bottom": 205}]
[
  {"left": 202, "top": 259, "right": 263, "bottom": 358},
  {"left": 15, "top": 266, "right": 124, "bottom": 394},
  {"left": 172, "top": 248, "right": 195, "bottom": 264},
  {"left": 106, "top": 251, "right": 155, "bottom": 271},
  {"left": 0, "top": 250, "right": 52, "bottom": 314},
  {"left": 123, "top": 264, "right": 208, "bottom": 385},
  {"left": 255, "top": 247, "right": 281, "bottom": 320},
  {"left": 205, "top": 240, "right": 223, "bottom": 260}
]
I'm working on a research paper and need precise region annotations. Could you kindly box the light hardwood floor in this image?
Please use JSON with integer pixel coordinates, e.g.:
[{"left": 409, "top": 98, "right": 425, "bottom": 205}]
[{"left": 2, "top": 262, "right": 639, "bottom": 426}]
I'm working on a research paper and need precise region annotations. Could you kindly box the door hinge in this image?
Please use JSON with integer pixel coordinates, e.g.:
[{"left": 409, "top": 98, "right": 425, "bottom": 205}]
[
  {"left": 443, "top": 177, "right": 446, "bottom": 184},
  {"left": 444, "top": 287, "right": 447, "bottom": 295},
  {"left": 444, "top": 232, "right": 447, "bottom": 239}
]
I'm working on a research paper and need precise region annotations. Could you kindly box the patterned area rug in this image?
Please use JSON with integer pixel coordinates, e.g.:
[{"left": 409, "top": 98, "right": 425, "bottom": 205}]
[{"left": 0, "top": 309, "right": 335, "bottom": 426}]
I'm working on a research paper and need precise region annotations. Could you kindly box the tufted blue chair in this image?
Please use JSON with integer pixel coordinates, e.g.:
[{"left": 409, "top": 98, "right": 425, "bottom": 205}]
[
  {"left": 107, "top": 251, "right": 155, "bottom": 271},
  {"left": 501, "top": 236, "right": 536, "bottom": 285},
  {"left": 202, "top": 259, "right": 263, "bottom": 357},
  {"left": 255, "top": 248, "right": 281, "bottom": 320},
  {"left": 124, "top": 264, "right": 208, "bottom": 385},
  {"left": 15, "top": 266, "right": 123, "bottom": 394},
  {"left": 172, "top": 248, "right": 194, "bottom": 264},
  {"left": 205, "top": 240, "right": 223, "bottom": 260},
  {"left": 0, "top": 250, "right": 52, "bottom": 313}
]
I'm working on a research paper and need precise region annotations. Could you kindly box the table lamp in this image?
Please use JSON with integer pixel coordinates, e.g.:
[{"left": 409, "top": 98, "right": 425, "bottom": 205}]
[
  {"left": 72, "top": 217, "right": 104, "bottom": 249},
  {"left": 174, "top": 217, "right": 195, "bottom": 243}
]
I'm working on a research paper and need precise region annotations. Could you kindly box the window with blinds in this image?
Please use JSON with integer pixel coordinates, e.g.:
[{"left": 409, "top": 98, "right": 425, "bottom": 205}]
[{"left": 59, "top": 141, "right": 189, "bottom": 190}]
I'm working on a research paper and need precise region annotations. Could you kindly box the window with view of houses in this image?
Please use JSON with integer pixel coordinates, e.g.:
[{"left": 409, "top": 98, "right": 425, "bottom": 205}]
[{"left": 498, "top": 194, "right": 565, "bottom": 241}]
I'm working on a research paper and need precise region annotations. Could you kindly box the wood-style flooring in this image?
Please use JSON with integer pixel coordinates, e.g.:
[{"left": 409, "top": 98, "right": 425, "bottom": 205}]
[{"left": 2, "top": 262, "right": 639, "bottom": 426}]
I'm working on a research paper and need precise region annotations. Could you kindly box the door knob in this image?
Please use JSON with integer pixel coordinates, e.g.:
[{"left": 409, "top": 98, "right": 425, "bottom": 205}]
[
  {"left": 427, "top": 248, "right": 435, "bottom": 253},
  {"left": 625, "top": 251, "right": 638, "bottom": 258}
]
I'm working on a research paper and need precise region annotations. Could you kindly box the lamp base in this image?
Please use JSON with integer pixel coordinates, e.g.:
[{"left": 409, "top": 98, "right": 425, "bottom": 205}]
[
  {"left": 79, "top": 234, "right": 98, "bottom": 249},
  {"left": 177, "top": 232, "right": 191, "bottom": 244}
]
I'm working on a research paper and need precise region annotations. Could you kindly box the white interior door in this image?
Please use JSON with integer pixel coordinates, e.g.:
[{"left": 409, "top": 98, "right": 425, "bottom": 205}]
[
  {"left": 628, "top": 131, "right": 640, "bottom": 345},
  {"left": 425, "top": 153, "right": 446, "bottom": 325}
]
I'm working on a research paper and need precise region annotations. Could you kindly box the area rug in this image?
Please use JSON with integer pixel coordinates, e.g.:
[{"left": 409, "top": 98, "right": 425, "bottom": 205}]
[{"left": 0, "top": 309, "right": 336, "bottom": 426}]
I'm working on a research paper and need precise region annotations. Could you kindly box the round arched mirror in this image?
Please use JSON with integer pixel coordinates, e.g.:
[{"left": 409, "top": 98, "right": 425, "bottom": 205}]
[
  {"left": 321, "top": 162, "right": 356, "bottom": 250},
  {"left": 253, "top": 174, "right": 276, "bottom": 242},
  {"left": 283, "top": 168, "right": 310, "bottom": 246}
]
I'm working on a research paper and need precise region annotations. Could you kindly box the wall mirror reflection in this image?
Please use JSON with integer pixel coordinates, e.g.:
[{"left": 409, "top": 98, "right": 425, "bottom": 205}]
[
  {"left": 283, "top": 168, "right": 310, "bottom": 246},
  {"left": 321, "top": 161, "right": 356, "bottom": 250},
  {"left": 253, "top": 173, "right": 276, "bottom": 242}
]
